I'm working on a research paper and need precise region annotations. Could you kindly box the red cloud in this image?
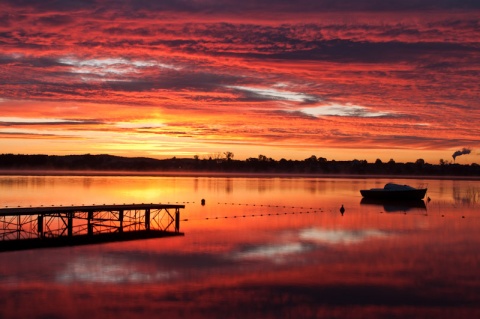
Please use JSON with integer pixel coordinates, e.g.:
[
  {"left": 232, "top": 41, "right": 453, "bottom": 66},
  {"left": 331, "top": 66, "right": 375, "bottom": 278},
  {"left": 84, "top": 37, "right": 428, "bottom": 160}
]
[{"left": 0, "top": 2, "right": 479, "bottom": 162}]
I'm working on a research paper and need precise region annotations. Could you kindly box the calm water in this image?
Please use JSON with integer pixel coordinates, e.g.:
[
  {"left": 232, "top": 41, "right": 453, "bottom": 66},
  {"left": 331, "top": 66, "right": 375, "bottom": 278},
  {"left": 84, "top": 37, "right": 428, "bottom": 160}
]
[{"left": 0, "top": 175, "right": 479, "bottom": 319}]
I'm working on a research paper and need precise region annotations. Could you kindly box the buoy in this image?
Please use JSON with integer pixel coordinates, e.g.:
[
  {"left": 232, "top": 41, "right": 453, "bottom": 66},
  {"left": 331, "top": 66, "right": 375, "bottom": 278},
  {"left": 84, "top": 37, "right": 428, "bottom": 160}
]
[
  {"left": 340, "top": 205, "right": 345, "bottom": 215},
  {"left": 201, "top": 199, "right": 205, "bottom": 206}
]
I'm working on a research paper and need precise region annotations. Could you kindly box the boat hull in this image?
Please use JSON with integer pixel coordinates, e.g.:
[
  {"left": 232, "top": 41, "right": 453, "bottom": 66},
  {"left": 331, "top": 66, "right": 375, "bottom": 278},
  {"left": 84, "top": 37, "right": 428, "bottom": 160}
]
[{"left": 360, "top": 189, "right": 427, "bottom": 200}]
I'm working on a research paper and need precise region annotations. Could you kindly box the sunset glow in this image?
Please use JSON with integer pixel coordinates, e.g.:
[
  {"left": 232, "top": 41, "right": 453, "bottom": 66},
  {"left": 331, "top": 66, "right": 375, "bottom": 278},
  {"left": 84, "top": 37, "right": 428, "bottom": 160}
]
[{"left": 1, "top": 1, "right": 479, "bottom": 164}]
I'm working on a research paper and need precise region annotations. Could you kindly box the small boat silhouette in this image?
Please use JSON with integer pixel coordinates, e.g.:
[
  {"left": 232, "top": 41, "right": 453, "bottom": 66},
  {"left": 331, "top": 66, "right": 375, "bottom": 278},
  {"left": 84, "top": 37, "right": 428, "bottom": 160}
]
[{"left": 360, "top": 183, "right": 427, "bottom": 200}]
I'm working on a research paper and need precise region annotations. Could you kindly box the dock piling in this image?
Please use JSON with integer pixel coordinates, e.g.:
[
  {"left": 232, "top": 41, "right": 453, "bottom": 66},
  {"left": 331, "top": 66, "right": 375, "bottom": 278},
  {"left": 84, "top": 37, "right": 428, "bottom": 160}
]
[
  {"left": 87, "top": 211, "right": 93, "bottom": 236},
  {"left": 145, "top": 208, "right": 150, "bottom": 230},
  {"left": 119, "top": 209, "right": 124, "bottom": 233},
  {"left": 38, "top": 215, "right": 43, "bottom": 237},
  {"left": 175, "top": 210, "right": 180, "bottom": 232}
]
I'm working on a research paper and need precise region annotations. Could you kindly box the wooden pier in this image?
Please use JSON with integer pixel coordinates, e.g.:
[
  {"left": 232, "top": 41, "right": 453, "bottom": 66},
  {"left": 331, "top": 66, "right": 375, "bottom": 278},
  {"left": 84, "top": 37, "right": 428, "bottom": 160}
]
[{"left": 0, "top": 203, "right": 185, "bottom": 251}]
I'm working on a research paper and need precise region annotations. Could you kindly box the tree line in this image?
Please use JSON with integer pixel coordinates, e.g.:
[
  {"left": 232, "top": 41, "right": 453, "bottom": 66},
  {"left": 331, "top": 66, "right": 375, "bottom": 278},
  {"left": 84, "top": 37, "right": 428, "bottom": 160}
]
[{"left": 0, "top": 153, "right": 479, "bottom": 176}]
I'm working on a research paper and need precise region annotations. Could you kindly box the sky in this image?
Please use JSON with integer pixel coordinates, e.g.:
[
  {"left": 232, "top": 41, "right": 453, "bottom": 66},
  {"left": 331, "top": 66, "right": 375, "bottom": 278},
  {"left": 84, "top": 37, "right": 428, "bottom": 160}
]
[{"left": 1, "top": 0, "right": 479, "bottom": 164}]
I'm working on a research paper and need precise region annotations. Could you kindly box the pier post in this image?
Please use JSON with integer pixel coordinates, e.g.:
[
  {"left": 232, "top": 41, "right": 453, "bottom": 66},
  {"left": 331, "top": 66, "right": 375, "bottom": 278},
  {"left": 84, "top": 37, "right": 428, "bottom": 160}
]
[
  {"left": 38, "top": 214, "right": 43, "bottom": 238},
  {"left": 145, "top": 209, "right": 150, "bottom": 230},
  {"left": 67, "top": 212, "right": 73, "bottom": 237},
  {"left": 119, "top": 210, "right": 124, "bottom": 233},
  {"left": 175, "top": 209, "right": 180, "bottom": 232},
  {"left": 87, "top": 211, "right": 93, "bottom": 236},
  {"left": 17, "top": 215, "right": 20, "bottom": 240}
]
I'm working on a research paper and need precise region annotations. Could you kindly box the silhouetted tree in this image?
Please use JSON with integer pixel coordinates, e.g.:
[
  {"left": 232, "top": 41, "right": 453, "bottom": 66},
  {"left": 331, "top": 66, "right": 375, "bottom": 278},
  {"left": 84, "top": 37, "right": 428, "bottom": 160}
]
[
  {"left": 258, "top": 154, "right": 269, "bottom": 162},
  {"left": 305, "top": 155, "right": 317, "bottom": 162},
  {"left": 415, "top": 158, "right": 425, "bottom": 166},
  {"left": 224, "top": 151, "right": 234, "bottom": 161},
  {"left": 439, "top": 159, "right": 449, "bottom": 165}
]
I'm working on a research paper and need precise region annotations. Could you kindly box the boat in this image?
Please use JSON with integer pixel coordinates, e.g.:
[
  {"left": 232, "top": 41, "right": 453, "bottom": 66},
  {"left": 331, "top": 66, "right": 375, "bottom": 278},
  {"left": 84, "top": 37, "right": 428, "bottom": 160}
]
[{"left": 360, "top": 183, "right": 427, "bottom": 200}]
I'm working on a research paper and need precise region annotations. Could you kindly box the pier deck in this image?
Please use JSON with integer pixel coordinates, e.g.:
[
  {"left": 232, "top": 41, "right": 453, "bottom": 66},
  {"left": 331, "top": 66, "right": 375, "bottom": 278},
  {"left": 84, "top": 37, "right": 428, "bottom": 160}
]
[{"left": 0, "top": 203, "right": 185, "bottom": 251}]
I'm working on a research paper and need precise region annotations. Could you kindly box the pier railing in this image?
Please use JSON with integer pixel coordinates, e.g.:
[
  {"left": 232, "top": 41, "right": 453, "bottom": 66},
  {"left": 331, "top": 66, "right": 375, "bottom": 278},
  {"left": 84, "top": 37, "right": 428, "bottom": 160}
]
[{"left": 0, "top": 203, "right": 185, "bottom": 250}]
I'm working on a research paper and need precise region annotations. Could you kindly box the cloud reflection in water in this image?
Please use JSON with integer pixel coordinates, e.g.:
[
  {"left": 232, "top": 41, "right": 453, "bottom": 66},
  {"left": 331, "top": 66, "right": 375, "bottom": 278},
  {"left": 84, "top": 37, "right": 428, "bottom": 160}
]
[
  {"left": 232, "top": 242, "right": 309, "bottom": 263},
  {"left": 55, "top": 256, "right": 178, "bottom": 284},
  {"left": 232, "top": 227, "right": 390, "bottom": 263},
  {"left": 52, "top": 227, "right": 391, "bottom": 284},
  {"left": 299, "top": 228, "right": 389, "bottom": 245}
]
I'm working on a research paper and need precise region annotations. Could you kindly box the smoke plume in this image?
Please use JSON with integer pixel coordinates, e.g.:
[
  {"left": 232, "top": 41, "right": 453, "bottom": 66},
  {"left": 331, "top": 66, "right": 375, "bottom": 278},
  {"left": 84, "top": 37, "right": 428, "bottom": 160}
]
[{"left": 452, "top": 148, "right": 471, "bottom": 161}]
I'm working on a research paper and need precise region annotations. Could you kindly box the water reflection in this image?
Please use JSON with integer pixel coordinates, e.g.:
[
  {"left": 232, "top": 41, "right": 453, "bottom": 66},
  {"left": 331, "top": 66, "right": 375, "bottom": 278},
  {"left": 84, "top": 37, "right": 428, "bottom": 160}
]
[
  {"left": 0, "top": 176, "right": 479, "bottom": 319},
  {"left": 299, "top": 227, "right": 389, "bottom": 244},
  {"left": 453, "top": 186, "right": 480, "bottom": 206},
  {"left": 360, "top": 198, "right": 427, "bottom": 213},
  {"left": 56, "top": 256, "right": 179, "bottom": 284}
]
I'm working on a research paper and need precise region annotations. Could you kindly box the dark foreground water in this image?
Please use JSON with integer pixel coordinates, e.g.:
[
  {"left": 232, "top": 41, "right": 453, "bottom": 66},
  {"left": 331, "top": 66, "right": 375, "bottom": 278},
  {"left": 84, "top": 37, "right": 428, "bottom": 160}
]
[{"left": 0, "top": 175, "right": 479, "bottom": 318}]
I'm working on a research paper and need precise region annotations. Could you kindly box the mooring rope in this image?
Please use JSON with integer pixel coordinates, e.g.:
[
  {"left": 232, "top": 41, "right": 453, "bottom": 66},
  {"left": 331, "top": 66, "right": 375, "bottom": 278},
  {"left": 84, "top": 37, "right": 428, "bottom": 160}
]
[
  {"left": 179, "top": 209, "right": 323, "bottom": 222},
  {"left": 168, "top": 200, "right": 473, "bottom": 222}
]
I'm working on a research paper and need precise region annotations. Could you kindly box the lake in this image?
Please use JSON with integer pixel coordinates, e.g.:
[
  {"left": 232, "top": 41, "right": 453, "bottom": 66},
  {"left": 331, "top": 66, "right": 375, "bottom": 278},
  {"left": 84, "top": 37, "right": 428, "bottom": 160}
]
[{"left": 0, "top": 175, "right": 479, "bottom": 318}]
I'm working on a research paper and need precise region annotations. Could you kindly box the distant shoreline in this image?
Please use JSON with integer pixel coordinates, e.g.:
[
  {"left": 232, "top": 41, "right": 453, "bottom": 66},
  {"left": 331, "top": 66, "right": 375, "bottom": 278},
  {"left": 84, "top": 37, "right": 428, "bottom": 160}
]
[
  {"left": 1, "top": 169, "right": 479, "bottom": 181},
  {"left": 1, "top": 154, "right": 478, "bottom": 178}
]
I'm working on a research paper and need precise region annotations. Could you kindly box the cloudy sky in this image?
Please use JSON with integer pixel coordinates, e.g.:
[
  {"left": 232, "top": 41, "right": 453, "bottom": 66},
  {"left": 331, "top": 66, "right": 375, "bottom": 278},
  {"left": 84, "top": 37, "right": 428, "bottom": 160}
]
[{"left": 1, "top": 0, "right": 479, "bottom": 163}]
